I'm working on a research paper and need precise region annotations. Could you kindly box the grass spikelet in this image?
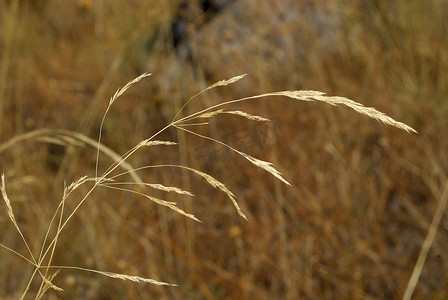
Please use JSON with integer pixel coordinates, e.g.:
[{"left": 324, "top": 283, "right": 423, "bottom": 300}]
[
  {"left": 103, "top": 182, "right": 194, "bottom": 196},
  {"left": 41, "top": 270, "right": 63, "bottom": 292},
  {"left": 1, "top": 173, "right": 17, "bottom": 226},
  {"left": 237, "top": 152, "right": 291, "bottom": 186},
  {"left": 189, "top": 168, "right": 247, "bottom": 220},
  {"left": 0, "top": 174, "right": 35, "bottom": 262},
  {"left": 196, "top": 109, "right": 224, "bottom": 119},
  {"left": 41, "top": 266, "right": 177, "bottom": 287},
  {"left": 174, "top": 124, "right": 289, "bottom": 202},
  {"left": 220, "top": 110, "right": 270, "bottom": 121},
  {"left": 145, "top": 196, "right": 200, "bottom": 222},
  {"left": 64, "top": 176, "right": 90, "bottom": 196},
  {"left": 36, "top": 270, "right": 63, "bottom": 300},
  {"left": 65, "top": 176, "right": 112, "bottom": 195},
  {"left": 97, "top": 73, "right": 152, "bottom": 178},
  {"left": 109, "top": 73, "right": 152, "bottom": 105},
  {"left": 145, "top": 183, "right": 194, "bottom": 196},
  {"left": 274, "top": 91, "right": 417, "bottom": 133},
  {"left": 99, "top": 184, "right": 200, "bottom": 222},
  {"left": 197, "top": 109, "right": 270, "bottom": 122},
  {"left": 139, "top": 140, "right": 178, "bottom": 147},
  {"left": 92, "top": 270, "right": 176, "bottom": 286},
  {"left": 207, "top": 74, "right": 247, "bottom": 90}
]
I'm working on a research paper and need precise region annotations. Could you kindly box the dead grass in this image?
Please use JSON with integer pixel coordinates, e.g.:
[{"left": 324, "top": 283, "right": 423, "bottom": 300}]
[
  {"left": 1, "top": 0, "right": 447, "bottom": 299},
  {"left": 0, "top": 70, "right": 415, "bottom": 298}
]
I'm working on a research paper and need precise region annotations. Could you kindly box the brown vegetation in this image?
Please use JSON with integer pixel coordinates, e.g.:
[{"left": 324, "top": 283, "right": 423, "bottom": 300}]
[{"left": 1, "top": 0, "right": 447, "bottom": 299}]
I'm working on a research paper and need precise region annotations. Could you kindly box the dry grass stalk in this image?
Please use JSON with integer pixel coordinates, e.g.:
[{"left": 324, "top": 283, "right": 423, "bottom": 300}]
[
  {"left": 171, "top": 74, "right": 248, "bottom": 122},
  {"left": 0, "top": 129, "right": 146, "bottom": 185},
  {"left": 1, "top": 73, "right": 418, "bottom": 297},
  {"left": 178, "top": 85, "right": 417, "bottom": 134},
  {"left": 96, "top": 72, "right": 152, "bottom": 178},
  {"left": 1, "top": 173, "right": 36, "bottom": 266},
  {"left": 403, "top": 182, "right": 448, "bottom": 300},
  {"left": 173, "top": 123, "right": 288, "bottom": 218},
  {"left": 2, "top": 174, "right": 59, "bottom": 300},
  {"left": 266, "top": 90, "right": 417, "bottom": 133},
  {"left": 47, "top": 266, "right": 176, "bottom": 286},
  {"left": 176, "top": 122, "right": 210, "bottom": 127}
]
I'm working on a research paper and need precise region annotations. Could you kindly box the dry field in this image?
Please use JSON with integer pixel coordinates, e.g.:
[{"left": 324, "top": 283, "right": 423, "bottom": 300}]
[{"left": 1, "top": 0, "right": 447, "bottom": 299}]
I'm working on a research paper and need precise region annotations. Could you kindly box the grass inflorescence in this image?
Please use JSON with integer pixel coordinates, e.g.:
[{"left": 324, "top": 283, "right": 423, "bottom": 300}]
[{"left": 0, "top": 72, "right": 415, "bottom": 298}]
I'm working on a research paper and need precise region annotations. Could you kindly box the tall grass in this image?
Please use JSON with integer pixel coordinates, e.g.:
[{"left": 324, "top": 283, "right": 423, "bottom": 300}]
[
  {"left": 0, "top": 72, "right": 415, "bottom": 298},
  {"left": 1, "top": 0, "right": 447, "bottom": 299}
]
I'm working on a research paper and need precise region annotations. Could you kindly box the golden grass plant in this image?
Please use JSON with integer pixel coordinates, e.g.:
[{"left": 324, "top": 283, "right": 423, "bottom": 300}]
[
  {"left": 1, "top": 0, "right": 447, "bottom": 299},
  {"left": 1, "top": 71, "right": 415, "bottom": 298}
]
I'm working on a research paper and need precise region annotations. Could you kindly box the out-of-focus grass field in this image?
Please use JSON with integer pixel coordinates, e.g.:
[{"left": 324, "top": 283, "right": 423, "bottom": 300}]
[{"left": 1, "top": 0, "right": 447, "bottom": 299}]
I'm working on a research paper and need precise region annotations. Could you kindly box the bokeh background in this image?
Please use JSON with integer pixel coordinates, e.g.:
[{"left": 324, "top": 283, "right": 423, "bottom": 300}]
[{"left": 1, "top": 0, "right": 447, "bottom": 299}]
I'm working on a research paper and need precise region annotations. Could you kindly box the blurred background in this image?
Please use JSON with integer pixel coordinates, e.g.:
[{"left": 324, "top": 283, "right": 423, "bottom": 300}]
[{"left": 1, "top": 0, "right": 447, "bottom": 299}]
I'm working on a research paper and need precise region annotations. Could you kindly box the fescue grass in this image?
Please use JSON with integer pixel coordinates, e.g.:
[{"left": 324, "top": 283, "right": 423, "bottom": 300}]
[
  {"left": 1, "top": 71, "right": 415, "bottom": 298},
  {"left": 1, "top": 0, "right": 447, "bottom": 299}
]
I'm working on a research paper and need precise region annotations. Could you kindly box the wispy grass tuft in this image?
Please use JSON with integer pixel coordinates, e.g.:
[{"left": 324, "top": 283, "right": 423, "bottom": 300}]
[{"left": 0, "top": 73, "right": 416, "bottom": 297}]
